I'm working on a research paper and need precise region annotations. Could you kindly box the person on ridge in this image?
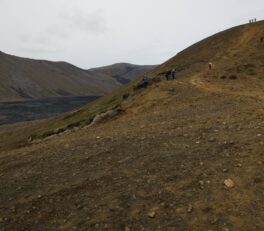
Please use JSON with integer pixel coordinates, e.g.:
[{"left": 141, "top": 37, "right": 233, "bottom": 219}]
[
  {"left": 171, "top": 69, "right": 176, "bottom": 80},
  {"left": 165, "top": 70, "right": 171, "bottom": 81},
  {"left": 208, "top": 62, "right": 213, "bottom": 70},
  {"left": 143, "top": 75, "right": 150, "bottom": 87}
]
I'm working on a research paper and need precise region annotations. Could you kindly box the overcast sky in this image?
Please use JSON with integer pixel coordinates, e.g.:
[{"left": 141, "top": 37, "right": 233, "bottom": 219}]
[{"left": 0, "top": 0, "right": 263, "bottom": 69}]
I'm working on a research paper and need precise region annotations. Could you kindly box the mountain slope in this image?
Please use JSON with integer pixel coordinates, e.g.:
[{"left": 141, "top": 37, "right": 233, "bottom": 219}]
[
  {"left": 89, "top": 63, "right": 157, "bottom": 84},
  {"left": 1, "top": 21, "right": 264, "bottom": 230},
  {"left": 0, "top": 52, "right": 155, "bottom": 101}
]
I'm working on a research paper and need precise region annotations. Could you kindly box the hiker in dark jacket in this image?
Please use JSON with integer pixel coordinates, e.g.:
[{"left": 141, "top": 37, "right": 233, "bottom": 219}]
[
  {"left": 165, "top": 70, "right": 171, "bottom": 81},
  {"left": 143, "top": 75, "right": 150, "bottom": 87},
  {"left": 171, "top": 69, "right": 176, "bottom": 80}
]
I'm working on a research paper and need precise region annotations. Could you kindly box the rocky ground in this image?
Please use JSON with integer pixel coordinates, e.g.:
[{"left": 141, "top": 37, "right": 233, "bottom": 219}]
[
  {"left": 0, "top": 74, "right": 263, "bottom": 230},
  {"left": 0, "top": 22, "right": 264, "bottom": 231}
]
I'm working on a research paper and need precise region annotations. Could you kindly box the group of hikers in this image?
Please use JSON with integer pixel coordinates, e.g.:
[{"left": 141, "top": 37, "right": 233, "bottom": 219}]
[
  {"left": 138, "top": 63, "right": 214, "bottom": 90},
  {"left": 249, "top": 18, "right": 257, "bottom": 23},
  {"left": 136, "top": 68, "right": 177, "bottom": 90},
  {"left": 165, "top": 69, "right": 176, "bottom": 81}
]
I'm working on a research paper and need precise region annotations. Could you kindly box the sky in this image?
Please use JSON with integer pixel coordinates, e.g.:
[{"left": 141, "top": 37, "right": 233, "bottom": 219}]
[{"left": 0, "top": 0, "right": 263, "bottom": 69}]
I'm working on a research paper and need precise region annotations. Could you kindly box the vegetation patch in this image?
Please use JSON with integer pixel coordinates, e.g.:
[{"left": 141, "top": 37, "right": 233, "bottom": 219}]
[{"left": 29, "top": 80, "right": 136, "bottom": 140}]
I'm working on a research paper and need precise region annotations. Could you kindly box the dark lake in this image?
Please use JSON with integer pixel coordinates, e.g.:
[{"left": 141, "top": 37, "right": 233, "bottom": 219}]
[{"left": 0, "top": 96, "right": 99, "bottom": 126}]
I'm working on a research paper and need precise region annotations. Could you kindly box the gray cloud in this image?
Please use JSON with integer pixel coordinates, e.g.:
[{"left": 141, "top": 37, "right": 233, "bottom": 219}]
[
  {"left": 59, "top": 8, "right": 107, "bottom": 35},
  {"left": 0, "top": 0, "right": 263, "bottom": 68}
]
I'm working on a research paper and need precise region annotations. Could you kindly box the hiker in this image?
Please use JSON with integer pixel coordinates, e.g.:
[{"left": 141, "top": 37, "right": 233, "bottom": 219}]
[
  {"left": 165, "top": 70, "right": 171, "bottom": 81},
  {"left": 171, "top": 69, "right": 176, "bottom": 80},
  {"left": 143, "top": 75, "right": 150, "bottom": 87},
  {"left": 208, "top": 62, "right": 213, "bottom": 70}
]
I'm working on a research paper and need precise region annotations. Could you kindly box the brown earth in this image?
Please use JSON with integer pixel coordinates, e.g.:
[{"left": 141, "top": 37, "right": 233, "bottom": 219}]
[{"left": 0, "top": 22, "right": 264, "bottom": 230}]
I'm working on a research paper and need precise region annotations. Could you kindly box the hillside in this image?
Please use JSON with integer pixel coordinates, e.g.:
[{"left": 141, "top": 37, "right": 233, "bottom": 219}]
[
  {"left": 89, "top": 63, "right": 157, "bottom": 84},
  {"left": 0, "top": 21, "right": 264, "bottom": 230},
  {"left": 0, "top": 52, "right": 154, "bottom": 101}
]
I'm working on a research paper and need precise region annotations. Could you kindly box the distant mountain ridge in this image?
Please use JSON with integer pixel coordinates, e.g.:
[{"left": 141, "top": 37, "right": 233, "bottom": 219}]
[
  {"left": 0, "top": 51, "right": 156, "bottom": 101},
  {"left": 89, "top": 63, "right": 157, "bottom": 84}
]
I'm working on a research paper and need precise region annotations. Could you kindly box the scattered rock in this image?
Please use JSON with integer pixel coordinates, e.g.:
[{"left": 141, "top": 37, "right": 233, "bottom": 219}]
[
  {"left": 65, "top": 144, "right": 70, "bottom": 149},
  {"left": 199, "top": 180, "right": 205, "bottom": 186},
  {"left": 209, "top": 137, "right": 216, "bottom": 142},
  {"left": 223, "top": 169, "right": 228, "bottom": 173},
  {"left": 125, "top": 226, "right": 130, "bottom": 231},
  {"left": 148, "top": 211, "right": 156, "bottom": 218},
  {"left": 187, "top": 204, "right": 193, "bottom": 213},
  {"left": 224, "top": 179, "right": 235, "bottom": 188}
]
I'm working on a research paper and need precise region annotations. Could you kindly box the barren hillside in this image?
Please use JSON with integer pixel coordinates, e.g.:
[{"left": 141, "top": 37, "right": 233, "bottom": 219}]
[
  {"left": 0, "top": 52, "right": 154, "bottom": 101},
  {"left": 89, "top": 63, "right": 157, "bottom": 84},
  {"left": 0, "top": 21, "right": 264, "bottom": 230}
]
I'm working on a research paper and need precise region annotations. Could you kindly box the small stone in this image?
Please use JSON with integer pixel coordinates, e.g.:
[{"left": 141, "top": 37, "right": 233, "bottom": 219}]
[
  {"left": 257, "top": 134, "right": 262, "bottom": 137},
  {"left": 209, "top": 137, "right": 216, "bottom": 142},
  {"left": 199, "top": 180, "right": 205, "bottom": 186},
  {"left": 96, "top": 136, "right": 100, "bottom": 139},
  {"left": 223, "top": 169, "right": 228, "bottom": 173},
  {"left": 125, "top": 227, "right": 130, "bottom": 231},
  {"left": 187, "top": 204, "right": 193, "bottom": 213},
  {"left": 148, "top": 211, "right": 156, "bottom": 218},
  {"left": 65, "top": 144, "right": 70, "bottom": 148},
  {"left": 95, "top": 224, "right": 100, "bottom": 228},
  {"left": 0, "top": 217, "right": 3, "bottom": 223},
  {"left": 224, "top": 179, "right": 235, "bottom": 188},
  {"left": 37, "top": 195, "right": 42, "bottom": 199},
  {"left": 196, "top": 141, "right": 201, "bottom": 144},
  {"left": 236, "top": 163, "right": 242, "bottom": 168}
]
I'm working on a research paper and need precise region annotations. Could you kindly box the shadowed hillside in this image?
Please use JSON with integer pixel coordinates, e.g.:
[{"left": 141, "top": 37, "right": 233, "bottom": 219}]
[
  {"left": 89, "top": 63, "right": 157, "bottom": 84},
  {"left": 0, "top": 21, "right": 264, "bottom": 230},
  {"left": 0, "top": 52, "right": 155, "bottom": 101}
]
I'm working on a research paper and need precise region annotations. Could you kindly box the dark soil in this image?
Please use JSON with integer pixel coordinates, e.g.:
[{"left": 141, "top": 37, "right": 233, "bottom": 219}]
[{"left": 0, "top": 96, "right": 99, "bottom": 125}]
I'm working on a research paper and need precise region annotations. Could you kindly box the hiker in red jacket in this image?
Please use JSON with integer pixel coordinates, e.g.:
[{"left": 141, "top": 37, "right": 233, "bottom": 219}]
[{"left": 208, "top": 62, "right": 213, "bottom": 70}]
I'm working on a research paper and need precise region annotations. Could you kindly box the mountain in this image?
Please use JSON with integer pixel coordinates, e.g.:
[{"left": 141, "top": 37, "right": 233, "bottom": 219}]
[
  {"left": 1, "top": 21, "right": 264, "bottom": 230},
  {"left": 89, "top": 63, "right": 157, "bottom": 84},
  {"left": 0, "top": 51, "right": 155, "bottom": 101}
]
